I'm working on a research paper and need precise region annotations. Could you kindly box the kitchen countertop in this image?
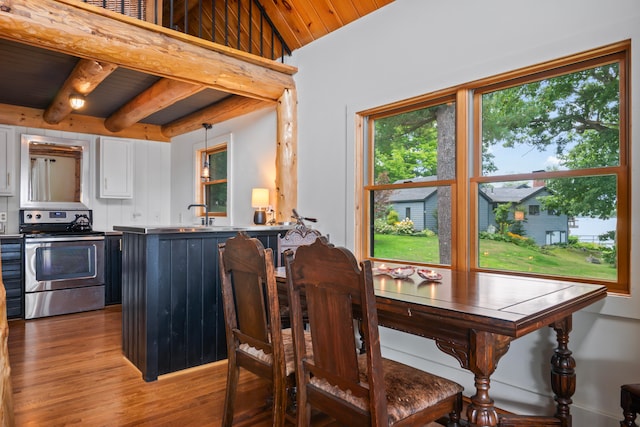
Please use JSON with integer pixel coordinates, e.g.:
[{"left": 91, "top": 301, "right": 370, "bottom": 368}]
[
  {"left": 113, "top": 224, "right": 294, "bottom": 234},
  {"left": 0, "top": 234, "right": 23, "bottom": 239}
]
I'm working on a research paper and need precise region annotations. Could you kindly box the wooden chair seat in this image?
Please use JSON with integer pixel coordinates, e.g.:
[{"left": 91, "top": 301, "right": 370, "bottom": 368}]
[
  {"left": 309, "top": 354, "right": 463, "bottom": 424},
  {"left": 621, "top": 383, "right": 640, "bottom": 427}
]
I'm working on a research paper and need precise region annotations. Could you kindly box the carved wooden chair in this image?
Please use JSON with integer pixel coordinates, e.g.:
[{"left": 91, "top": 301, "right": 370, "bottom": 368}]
[
  {"left": 621, "top": 384, "right": 640, "bottom": 427},
  {"left": 218, "top": 231, "right": 311, "bottom": 427},
  {"left": 276, "top": 226, "right": 323, "bottom": 267},
  {"left": 277, "top": 226, "right": 324, "bottom": 328},
  {"left": 284, "top": 237, "right": 464, "bottom": 427}
]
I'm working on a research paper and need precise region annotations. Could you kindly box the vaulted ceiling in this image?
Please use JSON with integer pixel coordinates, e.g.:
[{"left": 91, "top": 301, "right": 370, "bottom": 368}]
[
  {"left": 219, "top": 0, "right": 394, "bottom": 53},
  {"left": 0, "top": 0, "right": 393, "bottom": 141}
]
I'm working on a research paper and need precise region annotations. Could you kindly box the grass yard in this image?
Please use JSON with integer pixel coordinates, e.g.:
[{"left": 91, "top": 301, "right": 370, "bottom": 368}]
[{"left": 373, "top": 233, "right": 617, "bottom": 281}]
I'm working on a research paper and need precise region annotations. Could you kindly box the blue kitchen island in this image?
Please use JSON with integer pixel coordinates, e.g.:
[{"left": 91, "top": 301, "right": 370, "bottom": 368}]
[{"left": 114, "top": 225, "right": 290, "bottom": 381}]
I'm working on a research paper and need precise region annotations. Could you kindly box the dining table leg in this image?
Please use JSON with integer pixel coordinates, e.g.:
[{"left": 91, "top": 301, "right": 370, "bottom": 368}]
[
  {"left": 550, "top": 316, "right": 574, "bottom": 427},
  {"left": 466, "top": 330, "right": 512, "bottom": 427}
]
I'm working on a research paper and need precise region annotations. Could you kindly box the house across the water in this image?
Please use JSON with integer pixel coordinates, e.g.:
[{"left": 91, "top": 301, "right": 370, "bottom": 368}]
[{"left": 389, "top": 176, "right": 568, "bottom": 246}]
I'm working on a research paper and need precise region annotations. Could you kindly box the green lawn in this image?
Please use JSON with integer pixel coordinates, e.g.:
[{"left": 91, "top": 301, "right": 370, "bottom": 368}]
[{"left": 373, "top": 233, "right": 616, "bottom": 281}]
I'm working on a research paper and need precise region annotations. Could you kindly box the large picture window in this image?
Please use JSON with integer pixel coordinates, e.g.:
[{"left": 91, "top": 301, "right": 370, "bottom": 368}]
[{"left": 358, "top": 41, "right": 630, "bottom": 293}]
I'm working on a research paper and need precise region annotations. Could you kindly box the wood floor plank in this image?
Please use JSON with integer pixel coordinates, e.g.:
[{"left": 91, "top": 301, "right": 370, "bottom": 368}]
[
  {"left": 7, "top": 305, "right": 450, "bottom": 426},
  {"left": 7, "top": 305, "right": 273, "bottom": 426}
]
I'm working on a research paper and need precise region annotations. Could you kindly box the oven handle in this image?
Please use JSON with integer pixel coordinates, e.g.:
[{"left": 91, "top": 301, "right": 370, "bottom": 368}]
[{"left": 25, "top": 235, "right": 105, "bottom": 244}]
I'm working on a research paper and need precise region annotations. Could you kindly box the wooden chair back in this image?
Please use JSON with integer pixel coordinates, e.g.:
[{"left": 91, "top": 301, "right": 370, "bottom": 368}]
[
  {"left": 218, "top": 231, "right": 288, "bottom": 426},
  {"left": 285, "top": 237, "right": 388, "bottom": 426},
  {"left": 285, "top": 238, "right": 463, "bottom": 427},
  {"left": 276, "top": 227, "right": 323, "bottom": 267}
]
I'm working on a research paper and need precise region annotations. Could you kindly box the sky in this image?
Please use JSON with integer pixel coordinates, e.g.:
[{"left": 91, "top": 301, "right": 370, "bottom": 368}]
[{"left": 486, "top": 142, "right": 563, "bottom": 176}]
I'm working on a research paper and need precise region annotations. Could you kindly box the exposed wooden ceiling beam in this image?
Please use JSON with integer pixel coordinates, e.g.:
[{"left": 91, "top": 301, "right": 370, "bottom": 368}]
[
  {"left": 0, "top": 0, "right": 298, "bottom": 140},
  {"left": 0, "top": 103, "right": 170, "bottom": 142},
  {"left": 105, "top": 79, "right": 206, "bottom": 133},
  {"left": 0, "top": 0, "right": 296, "bottom": 100},
  {"left": 43, "top": 59, "right": 118, "bottom": 125},
  {"left": 162, "top": 95, "right": 274, "bottom": 138}
]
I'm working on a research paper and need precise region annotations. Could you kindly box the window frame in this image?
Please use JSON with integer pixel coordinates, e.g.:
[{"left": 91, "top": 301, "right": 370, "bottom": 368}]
[
  {"left": 196, "top": 143, "right": 228, "bottom": 218},
  {"left": 356, "top": 40, "right": 630, "bottom": 294}
]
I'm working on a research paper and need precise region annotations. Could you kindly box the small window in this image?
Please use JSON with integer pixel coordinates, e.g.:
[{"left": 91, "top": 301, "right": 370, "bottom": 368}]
[
  {"left": 528, "top": 205, "right": 540, "bottom": 216},
  {"left": 197, "top": 144, "right": 228, "bottom": 217}
]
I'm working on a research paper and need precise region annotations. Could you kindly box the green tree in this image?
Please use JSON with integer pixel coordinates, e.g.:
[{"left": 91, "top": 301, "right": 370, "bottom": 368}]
[
  {"left": 482, "top": 63, "right": 619, "bottom": 219},
  {"left": 494, "top": 203, "right": 513, "bottom": 235},
  {"left": 374, "top": 103, "right": 456, "bottom": 264},
  {"left": 373, "top": 171, "right": 392, "bottom": 220},
  {"left": 374, "top": 109, "right": 439, "bottom": 183}
]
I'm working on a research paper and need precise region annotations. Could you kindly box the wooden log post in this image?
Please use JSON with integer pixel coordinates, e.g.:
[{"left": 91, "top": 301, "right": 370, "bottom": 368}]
[
  {"left": 275, "top": 88, "right": 297, "bottom": 223},
  {"left": 0, "top": 253, "right": 15, "bottom": 427}
]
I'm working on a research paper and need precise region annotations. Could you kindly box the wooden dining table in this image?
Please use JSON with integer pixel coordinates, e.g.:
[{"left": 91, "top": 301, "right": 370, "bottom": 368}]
[{"left": 275, "top": 266, "right": 607, "bottom": 427}]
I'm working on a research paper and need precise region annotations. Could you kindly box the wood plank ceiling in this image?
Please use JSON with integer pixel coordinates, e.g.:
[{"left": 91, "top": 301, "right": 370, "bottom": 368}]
[
  {"left": 0, "top": 0, "right": 393, "bottom": 141},
  {"left": 260, "top": 0, "right": 393, "bottom": 52}
]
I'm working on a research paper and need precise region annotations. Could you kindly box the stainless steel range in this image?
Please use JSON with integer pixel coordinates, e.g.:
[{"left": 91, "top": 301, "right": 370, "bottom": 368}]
[{"left": 20, "top": 209, "right": 105, "bottom": 319}]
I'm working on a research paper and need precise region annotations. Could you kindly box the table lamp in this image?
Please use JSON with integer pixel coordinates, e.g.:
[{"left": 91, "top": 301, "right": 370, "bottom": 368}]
[{"left": 251, "top": 188, "right": 269, "bottom": 225}]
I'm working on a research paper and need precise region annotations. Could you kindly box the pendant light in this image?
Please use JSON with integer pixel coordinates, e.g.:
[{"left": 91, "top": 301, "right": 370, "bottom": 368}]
[{"left": 202, "top": 123, "right": 212, "bottom": 180}]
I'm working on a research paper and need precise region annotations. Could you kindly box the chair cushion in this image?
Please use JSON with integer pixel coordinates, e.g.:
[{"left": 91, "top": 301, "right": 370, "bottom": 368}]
[
  {"left": 238, "top": 328, "right": 312, "bottom": 376},
  {"left": 310, "top": 354, "right": 463, "bottom": 425}
]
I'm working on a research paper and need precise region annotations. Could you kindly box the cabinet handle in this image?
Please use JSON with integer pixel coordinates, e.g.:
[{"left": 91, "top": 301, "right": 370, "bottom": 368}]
[
  {"left": 104, "top": 177, "right": 108, "bottom": 190},
  {"left": 6, "top": 173, "right": 9, "bottom": 187}
]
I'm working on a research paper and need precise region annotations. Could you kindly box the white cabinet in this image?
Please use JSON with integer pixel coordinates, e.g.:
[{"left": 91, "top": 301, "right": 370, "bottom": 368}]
[
  {"left": 98, "top": 137, "right": 133, "bottom": 198},
  {"left": 0, "top": 126, "right": 15, "bottom": 196}
]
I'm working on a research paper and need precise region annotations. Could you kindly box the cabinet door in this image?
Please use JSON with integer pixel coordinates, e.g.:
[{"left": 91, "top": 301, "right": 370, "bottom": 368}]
[
  {"left": 1, "top": 238, "right": 23, "bottom": 319},
  {"left": 99, "top": 137, "right": 133, "bottom": 198},
  {"left": 104, "top": 235, "right": 122, "bottom": 305},
  {"left": 0, "top": 126, "right": 15, "bottom": 196}
]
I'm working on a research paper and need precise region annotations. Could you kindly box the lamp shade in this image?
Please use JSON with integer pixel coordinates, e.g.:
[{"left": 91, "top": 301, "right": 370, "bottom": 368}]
[{"left": 251, "top": 188, "right": 269, "bottom": 208}]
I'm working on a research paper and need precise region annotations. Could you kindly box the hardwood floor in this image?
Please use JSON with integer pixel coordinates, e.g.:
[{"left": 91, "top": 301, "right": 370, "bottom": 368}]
[
  {"left": 6, "top": 305, "right": 452, "bottom": 426},
  {"left": 8, "top": 305, "right": 269, "bottom": 426}
]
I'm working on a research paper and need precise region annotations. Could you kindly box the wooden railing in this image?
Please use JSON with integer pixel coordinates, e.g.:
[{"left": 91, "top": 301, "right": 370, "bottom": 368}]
[{"left": 80, "top": 0, "right": 290, "bottom": 61}]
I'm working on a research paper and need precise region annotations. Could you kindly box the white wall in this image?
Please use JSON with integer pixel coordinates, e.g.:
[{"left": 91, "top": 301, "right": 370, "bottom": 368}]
[
  {"left": 170, "top": 107, "right": 277, "bottom": 228},
  {"left": 285, "top": 0, "right": 640, "bottom": 425},
  {"left": 0, "top": 126, "right": 171, "bottom": 233}
]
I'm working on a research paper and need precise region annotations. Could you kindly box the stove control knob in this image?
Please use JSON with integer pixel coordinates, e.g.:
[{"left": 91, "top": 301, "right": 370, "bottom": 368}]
[
  {"left": 26, "top": 214, "right": 32, "bottom": 219},
  {"left": 35, "top": 214, "right": 42, "bottom": 219}
]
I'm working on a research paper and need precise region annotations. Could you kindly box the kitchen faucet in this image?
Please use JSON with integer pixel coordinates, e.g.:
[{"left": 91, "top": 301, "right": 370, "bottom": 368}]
[{"left": 187, "top": 203, "right": 211, "bottom": 226}]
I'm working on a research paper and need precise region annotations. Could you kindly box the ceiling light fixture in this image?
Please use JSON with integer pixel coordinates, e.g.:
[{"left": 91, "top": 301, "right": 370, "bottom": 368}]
[
  {"left": 202, "top": 123, "right": 212, "bottom": 180},
  {"left": 69, "top": 94, "right": 85, "bottom": 110}
]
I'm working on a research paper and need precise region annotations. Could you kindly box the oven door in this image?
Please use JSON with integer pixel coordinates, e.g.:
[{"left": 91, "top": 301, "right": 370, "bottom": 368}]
[{"left": 25, "top": 235, "right": 105, "bottom": 293}]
